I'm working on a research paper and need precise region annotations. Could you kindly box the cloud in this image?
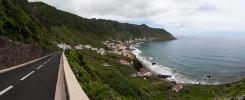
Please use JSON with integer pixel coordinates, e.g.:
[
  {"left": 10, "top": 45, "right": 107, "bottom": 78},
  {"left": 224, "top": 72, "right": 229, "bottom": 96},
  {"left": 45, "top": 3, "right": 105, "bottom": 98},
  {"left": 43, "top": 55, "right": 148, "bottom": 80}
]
[{"left": 28, "top": 0, "right": 245, "bottom": 32}]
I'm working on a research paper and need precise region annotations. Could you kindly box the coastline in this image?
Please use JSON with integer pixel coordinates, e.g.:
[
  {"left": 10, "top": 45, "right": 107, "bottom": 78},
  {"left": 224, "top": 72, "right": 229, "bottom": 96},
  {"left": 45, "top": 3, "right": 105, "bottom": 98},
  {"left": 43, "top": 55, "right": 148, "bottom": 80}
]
[
  {"left": 137, "top": 55, "right": 175, "bottom": 84},
  {"left": 128, "top": 41, "right": 245, "bottom": 86},
  {"left": 128, "top": 41, "right": 176, "bottom": 84}
]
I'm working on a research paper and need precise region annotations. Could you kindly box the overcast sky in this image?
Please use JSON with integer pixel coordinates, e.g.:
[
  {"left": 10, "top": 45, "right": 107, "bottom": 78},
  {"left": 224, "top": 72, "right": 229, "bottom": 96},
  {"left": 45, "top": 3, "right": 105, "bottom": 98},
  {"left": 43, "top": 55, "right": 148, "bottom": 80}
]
[{"left": 28, "top": 0, "right": 245, "bottom": 36}]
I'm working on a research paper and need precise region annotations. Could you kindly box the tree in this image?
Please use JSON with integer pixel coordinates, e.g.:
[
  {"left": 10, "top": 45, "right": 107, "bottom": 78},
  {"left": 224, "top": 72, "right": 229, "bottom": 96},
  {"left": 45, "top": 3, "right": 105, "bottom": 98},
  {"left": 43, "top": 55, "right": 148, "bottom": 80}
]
[{"left": 133, "top": 59, "right": 143, "bottom": 71}]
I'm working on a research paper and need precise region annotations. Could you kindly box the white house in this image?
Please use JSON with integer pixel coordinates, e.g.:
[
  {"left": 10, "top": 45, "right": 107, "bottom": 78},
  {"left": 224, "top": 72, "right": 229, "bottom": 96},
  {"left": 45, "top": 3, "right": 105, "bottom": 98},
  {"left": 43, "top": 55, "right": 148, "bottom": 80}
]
[
  {"left": 83, "top": 45, "right": 92, "bottom": 49},
  {"left": 57, "top": 43, "right": 71, "bottom": 50},
  {"left": 97, "top": 48, "right": 106, "bottom": 55},
  {"left": 91, "top": 48, "right": 98, "bottom": 51},
  {"left": 75, "top": 44, "right": 83, "bottom": 49}
]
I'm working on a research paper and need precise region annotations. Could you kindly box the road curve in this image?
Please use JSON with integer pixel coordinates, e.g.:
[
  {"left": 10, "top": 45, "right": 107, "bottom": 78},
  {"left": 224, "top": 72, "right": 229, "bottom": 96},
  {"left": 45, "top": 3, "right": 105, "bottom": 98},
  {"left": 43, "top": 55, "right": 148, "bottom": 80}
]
[{"left": 0, "top": 51, "right": 62, "bottom": 100}]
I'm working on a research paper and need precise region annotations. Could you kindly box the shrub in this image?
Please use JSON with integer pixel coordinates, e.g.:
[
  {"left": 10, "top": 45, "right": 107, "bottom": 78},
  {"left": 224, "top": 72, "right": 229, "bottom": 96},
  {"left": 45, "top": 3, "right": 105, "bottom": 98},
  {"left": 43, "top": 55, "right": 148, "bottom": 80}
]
[{"left": 133, "top": 59, "right": 143, "bottom": 71}]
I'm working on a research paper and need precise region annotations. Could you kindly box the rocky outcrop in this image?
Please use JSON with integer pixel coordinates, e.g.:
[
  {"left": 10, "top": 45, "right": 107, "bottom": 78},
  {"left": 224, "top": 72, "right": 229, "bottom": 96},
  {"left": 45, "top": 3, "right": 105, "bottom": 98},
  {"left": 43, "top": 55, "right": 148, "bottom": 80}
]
[
  {"left": 0, "top": 36, "right": 57, "bottom": 70},
  {"left": 157, "top": 75, "right": 171, "bottom": 79},
  {"left": 72, "top": 68, "right": 79, "bottom": 77},
  {"left": 215, "top": 94, "right": 245, "bottom": 100}
]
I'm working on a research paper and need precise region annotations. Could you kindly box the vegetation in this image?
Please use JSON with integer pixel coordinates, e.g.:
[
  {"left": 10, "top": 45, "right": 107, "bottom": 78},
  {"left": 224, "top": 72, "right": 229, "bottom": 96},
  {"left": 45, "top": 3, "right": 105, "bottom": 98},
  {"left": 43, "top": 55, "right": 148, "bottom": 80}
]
[
  {"left": 0, "top": 0, "right": 175, "bottom": 49},
  {"left": 65, "top": 50, "right": 245, "bottom": 100},
  {"left": 133, "top": 59, "right": 143, "bottom": 71}
]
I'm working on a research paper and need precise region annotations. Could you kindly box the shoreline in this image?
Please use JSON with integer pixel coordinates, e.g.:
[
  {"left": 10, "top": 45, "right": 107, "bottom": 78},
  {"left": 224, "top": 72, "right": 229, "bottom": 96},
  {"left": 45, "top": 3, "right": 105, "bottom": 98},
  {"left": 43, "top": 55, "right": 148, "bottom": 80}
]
[
  {"left": 137, "top": 56, "right": 175, "bottom": 85},
  {"left": 128, "top": 40, "right": 176, "bottom": 85},
  {"left": 128, "top": 41, "right": 245, "bottom": 86}
]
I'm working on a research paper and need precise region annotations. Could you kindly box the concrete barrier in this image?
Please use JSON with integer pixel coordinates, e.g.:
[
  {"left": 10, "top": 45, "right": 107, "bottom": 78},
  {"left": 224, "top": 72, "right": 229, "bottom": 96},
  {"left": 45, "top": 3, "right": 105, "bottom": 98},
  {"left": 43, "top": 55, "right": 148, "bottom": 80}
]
[
  {"left": 55, "top": 52, "right": 67, "bottom": 100},
  {"left": 61, "top": 52, "right": 90, "bottom": 100}
]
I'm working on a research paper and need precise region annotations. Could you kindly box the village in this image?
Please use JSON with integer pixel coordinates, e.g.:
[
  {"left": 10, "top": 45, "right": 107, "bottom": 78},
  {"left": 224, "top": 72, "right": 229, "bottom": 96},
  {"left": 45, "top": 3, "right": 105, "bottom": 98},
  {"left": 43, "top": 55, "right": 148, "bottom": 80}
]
[{"left": 55, "top": 37, "right": 184, "bottom": 92}]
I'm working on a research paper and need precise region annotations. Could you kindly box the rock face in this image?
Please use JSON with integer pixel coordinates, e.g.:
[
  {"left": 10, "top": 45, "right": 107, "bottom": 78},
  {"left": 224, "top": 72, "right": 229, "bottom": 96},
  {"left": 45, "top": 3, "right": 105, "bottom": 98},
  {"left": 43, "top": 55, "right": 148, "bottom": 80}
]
[
  {"left": 157, "top": 75, "right": 171, "bottom": 79},
  {"left": 72, "top": 68, "right": 79, "bottom": 77},
  {"left": 0, "top": 36, "right": 57, "bottom": 70},
  {"left": 215, "top": 94, "right": 245, "bottom": 100}
]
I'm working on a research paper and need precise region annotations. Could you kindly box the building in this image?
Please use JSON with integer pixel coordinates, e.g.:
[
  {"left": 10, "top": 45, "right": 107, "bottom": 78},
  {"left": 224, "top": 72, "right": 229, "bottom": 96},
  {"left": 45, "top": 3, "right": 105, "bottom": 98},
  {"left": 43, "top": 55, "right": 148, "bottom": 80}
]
[
  {"left": 74, "top": 44, "right": 83, "bottom": 49},
  {"left": 91, "top": 48, "right": 98, "bottom": 51},
  {"left": 122, "top": 52, "right": 128, "bottom": 57},
  {"left": 97, "top": 48, "right": 106, "bottom": 55},
  {"left": 83, "top": 45, "right": 92, "bottom": 50},
  {"left": 120, "top": 59, "right": 130, "bottom": 65},
  {"left": 75, "top": 46, "right": 82, "bottom": 49},
  {"left": 131, "top": 69, "right": 152, "bottom": 77},
  {"left": 101, "top": 42, "right": 107, "bottom": 45},
  {"left": 113, "top": 51, "right": 122, "bottom": 55},
  {"left": 110, "top": 46, "right": 117, "bottom": 51},
  {"left": 102, "top": 62, "right": 110, "bottom": 66},
  {"left": 117, "top": 45, "right": 126, "bottom": 51},
  {"left": 57, "top": 43, "right": 71, "bottom": 50},
  {"left": 172, "top": 84, "right": 183, "bottom": 92}
]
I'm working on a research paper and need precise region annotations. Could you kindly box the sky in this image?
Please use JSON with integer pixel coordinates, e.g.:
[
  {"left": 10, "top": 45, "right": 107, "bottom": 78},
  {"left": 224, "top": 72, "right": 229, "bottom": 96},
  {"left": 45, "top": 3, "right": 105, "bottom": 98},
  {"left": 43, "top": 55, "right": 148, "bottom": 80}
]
[{"left": 28, "top": 0, "right": 245, "bottom": 36}]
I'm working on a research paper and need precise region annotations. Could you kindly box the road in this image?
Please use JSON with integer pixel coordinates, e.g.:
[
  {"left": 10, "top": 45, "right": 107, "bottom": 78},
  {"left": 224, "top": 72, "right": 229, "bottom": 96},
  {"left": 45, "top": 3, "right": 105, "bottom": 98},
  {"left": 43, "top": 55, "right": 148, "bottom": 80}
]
[{"left": 0, "top": 51, "right": 62, "bottom": 100}]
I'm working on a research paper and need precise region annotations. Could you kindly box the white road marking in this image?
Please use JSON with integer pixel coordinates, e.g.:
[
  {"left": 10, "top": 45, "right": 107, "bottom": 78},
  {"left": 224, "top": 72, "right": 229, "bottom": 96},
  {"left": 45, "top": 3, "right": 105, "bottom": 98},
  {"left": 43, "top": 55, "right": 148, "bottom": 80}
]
[
  {"left": 36, "top": 53, "right": 58, "bottom": 70},
  {"left": 0, "top": 86, "right": 14, "bottom": 96},
  {"left": 37, "top": 65, "right": 43, "bottom": 69},
  {"left": 20, "top": 71, "right": 35, "bottom": 80}
]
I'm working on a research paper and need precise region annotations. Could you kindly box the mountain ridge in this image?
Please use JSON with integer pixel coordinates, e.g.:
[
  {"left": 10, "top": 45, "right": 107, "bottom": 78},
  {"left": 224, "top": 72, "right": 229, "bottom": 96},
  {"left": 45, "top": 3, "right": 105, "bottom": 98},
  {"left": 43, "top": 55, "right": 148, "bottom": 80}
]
[{"left": 0, "top": 0, "right": 175, "bottom": 48}]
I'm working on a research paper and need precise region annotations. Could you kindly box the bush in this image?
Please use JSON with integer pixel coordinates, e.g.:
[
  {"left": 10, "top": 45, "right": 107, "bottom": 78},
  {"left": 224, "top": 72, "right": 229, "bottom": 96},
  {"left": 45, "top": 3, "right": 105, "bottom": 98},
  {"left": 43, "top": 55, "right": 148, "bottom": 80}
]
[
  {"left": 102, "top": 74, "right": 143, "bottom": 97},
  {"left": 133, "top": 59, "right": 143, "bottom": 71}
]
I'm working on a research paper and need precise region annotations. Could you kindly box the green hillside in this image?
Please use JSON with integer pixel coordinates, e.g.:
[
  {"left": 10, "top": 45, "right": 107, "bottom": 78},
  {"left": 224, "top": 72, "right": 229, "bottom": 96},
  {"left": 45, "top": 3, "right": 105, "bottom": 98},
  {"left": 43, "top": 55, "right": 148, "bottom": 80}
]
[{"left": 0, "top": 0, "right": 175, "bottom": 49}]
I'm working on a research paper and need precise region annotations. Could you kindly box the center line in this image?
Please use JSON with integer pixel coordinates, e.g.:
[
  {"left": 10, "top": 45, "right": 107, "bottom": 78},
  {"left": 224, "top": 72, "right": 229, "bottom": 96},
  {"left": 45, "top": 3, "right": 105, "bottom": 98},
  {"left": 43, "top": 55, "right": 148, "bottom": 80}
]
[
  {"left": 20, "top": 71, "right": 35, "bottom": 80},
  {"left": 37, "top": 65, "right": 43, "bottom": 69},
  {"left": 0, "top": 86, "right": 14, "bottom": 96}
]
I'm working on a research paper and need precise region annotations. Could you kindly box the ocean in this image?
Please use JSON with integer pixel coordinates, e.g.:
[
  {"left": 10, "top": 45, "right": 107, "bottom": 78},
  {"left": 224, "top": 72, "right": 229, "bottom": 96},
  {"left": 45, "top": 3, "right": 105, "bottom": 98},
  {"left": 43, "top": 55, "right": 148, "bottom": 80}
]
[{"left": 131, "top": 36, "right": 245, "bottom": 85}]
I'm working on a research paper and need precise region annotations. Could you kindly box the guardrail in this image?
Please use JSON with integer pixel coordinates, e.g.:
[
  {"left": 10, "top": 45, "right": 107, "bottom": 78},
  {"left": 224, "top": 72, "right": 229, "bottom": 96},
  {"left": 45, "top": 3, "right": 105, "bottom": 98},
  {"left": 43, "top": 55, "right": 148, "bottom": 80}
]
[{"left": 55, "top": 52, "right": 89, "bottom": 100}]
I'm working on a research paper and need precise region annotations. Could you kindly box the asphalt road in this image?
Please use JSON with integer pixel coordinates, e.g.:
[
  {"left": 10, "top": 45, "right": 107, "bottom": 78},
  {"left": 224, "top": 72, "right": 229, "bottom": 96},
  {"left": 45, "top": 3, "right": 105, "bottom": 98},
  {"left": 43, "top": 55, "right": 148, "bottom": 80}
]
[{"left": 0, "top": 51, "right": 62, "bottom": 100}]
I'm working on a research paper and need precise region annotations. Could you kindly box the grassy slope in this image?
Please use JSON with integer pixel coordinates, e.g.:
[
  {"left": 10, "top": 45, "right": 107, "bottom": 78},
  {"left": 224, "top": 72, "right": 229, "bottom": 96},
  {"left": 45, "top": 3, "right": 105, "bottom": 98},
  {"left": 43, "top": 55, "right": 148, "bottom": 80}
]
[{"left": 65, "top": 50, "right": 245, "bottom": 100}]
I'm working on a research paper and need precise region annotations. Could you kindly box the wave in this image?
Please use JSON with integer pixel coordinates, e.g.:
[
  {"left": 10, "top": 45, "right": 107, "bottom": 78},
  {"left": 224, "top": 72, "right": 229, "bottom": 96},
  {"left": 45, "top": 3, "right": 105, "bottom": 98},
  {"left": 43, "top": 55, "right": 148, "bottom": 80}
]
[{"left": 130, "top": 44, "right": 221, "bottom": 85}]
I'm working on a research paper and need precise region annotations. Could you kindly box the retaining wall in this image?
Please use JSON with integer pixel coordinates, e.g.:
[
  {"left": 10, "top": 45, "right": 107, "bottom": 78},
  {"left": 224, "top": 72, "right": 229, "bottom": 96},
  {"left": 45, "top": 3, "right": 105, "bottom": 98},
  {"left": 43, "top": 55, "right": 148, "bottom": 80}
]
[{"left": 0, "top": 36, "right": 57, "bottom": 70}]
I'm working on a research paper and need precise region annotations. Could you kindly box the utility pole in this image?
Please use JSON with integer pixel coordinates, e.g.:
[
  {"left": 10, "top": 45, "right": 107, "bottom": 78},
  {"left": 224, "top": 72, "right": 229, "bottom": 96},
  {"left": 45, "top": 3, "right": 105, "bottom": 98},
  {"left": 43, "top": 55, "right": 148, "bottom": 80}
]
[
  {"left": 150, "top": 74, "right": 151, "bottom": 100},
  {"left": 39, "top": 32, "right": 43, "bottom": 56},
  {"left": 198, "top": 82, "right": 201, "bottom": 98}
]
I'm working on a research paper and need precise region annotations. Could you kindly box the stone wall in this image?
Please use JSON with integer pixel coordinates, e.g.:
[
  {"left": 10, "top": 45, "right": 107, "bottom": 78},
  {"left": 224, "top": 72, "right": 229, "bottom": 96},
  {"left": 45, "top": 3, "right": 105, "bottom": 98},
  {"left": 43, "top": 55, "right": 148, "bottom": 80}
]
[{"left": 0, "top": 36, "right": 57, "bottom": 70}]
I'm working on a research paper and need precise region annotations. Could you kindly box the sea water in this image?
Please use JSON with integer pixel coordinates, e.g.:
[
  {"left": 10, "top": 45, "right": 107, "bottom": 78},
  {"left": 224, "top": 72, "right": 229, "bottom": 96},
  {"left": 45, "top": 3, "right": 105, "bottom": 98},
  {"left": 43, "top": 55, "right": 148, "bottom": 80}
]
[{"left": 131, "top": 36, "right": 245, "bottom": 84}]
